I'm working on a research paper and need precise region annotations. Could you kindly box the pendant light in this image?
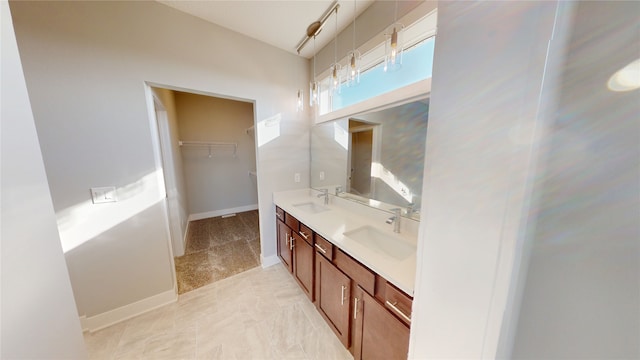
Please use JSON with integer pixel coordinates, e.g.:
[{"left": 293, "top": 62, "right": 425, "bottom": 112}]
[
  {"left": 309, "top": 35, "right": 320, "bottom": 107},
  {"left": 296, "top": 90, "right": 304, "bottom": 112},
  {"left": 329, "top": 8, "right": 342, "bottom": 94},
  {"left": 346, "top": 0, "right": 361, "bottom": 87},
  {"left": 384, "top": 0, "right": 404, "bottom": 72}
]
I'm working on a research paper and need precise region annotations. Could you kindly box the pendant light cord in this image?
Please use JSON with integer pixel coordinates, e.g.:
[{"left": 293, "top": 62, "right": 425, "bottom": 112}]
[
  {"left": 394, "top": 0, "right": 398, "bottom": 23},
  {"left": 352, "top": 0, "right": 356, "bottom": 50},
  {"left": 334, "top": 8, "right": 338, "bottom": 65}
]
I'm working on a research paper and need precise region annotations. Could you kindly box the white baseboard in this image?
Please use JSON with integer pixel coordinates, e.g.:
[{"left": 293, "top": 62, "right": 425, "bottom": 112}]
[
  {"left": 261, "top": 254, "right": 281, "bottom": 268},
  {"left": 188, "top": 204, "right": 259, "bottom": 222},
  {"left": 81, "top": 287, "right": 177, "bottom": 333}
]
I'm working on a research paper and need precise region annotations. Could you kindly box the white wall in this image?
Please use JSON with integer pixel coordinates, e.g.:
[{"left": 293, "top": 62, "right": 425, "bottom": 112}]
[
  {"left": 10, "top": 0, "right": 309, "bottom": 320},
  {"left": 409, "top": 2, "right": 561, "bottom": 358},
  {"left": 174, "top": 92, "right": 258, "bottom": 216},
  {"left": 510, "top": 1, "right": 640, "bottom": 358},
  {"left": 0, "top": 1, "right": 87, "bottom": 357}
]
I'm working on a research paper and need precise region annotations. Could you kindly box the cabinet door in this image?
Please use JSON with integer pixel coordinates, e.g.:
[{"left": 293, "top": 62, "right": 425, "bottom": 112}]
[
  {"left": 277, "top": 220, "right": 293, "bottom": 273},
  {"left": 353, "top": 286, "right": 409, "bottom": 360},
  {"left": 293, "top": 231, "right": 314, "bottom": 301},
  {"left": 315, "top": 254, "right": 351, "bottom": 347}
]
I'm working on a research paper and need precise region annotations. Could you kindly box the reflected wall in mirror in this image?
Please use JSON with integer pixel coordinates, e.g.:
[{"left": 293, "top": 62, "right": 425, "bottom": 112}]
[{"left": 311, "top": 99, "right": 429, "bottom": 219}]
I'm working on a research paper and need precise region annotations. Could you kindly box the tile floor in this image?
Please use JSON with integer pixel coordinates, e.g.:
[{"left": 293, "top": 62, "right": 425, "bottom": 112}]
[
  {"left": 83, "top": 264, "right": 353, "bottom": 360},
  {"left": 175, "top": 211, "right": 261, "bottom": 294}
]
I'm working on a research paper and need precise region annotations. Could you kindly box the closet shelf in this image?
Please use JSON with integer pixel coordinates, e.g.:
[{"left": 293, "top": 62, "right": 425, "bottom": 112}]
[{"left": 179, "top": 140, "right": 237, "bottom": 158}]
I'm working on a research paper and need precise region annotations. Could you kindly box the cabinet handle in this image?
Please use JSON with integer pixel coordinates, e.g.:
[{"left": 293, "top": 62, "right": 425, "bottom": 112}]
[
  {"left": 341, "top": 285, "right": 347, "bottom": 305},
  {"left": 285, "top": 233, "right": 289, "bottom": 246},
  {"left": 276, "top": 213, "right": 283, "bottom": 220},
  {"left": 385, "top": 301, "right": 411, "bottom": 323},
  {"left": 314, "top": 243, "right": 327, "bottom": 254},
  {"left": 299, "top": 231, "right": 309, "bottom": 239},
  {"left": 289, "top": 236, "right": 295, "bottom": 250},
  {"left": 354, "top": 297, "right": 359, "bottom": 320}
]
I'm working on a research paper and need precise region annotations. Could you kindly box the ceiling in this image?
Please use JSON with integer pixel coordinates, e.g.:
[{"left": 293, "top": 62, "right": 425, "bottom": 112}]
[{"left": 157, "top": 1, "right": 374, "bottom": 59}]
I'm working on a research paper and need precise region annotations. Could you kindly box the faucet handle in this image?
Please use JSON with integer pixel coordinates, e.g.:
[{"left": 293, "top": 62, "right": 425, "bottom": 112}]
[{"left": 335, "top": 186, "right": 343, "bottom": 195}]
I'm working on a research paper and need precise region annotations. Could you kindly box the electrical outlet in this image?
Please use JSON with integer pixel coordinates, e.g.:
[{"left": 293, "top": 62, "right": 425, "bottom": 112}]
[
  {"left": 294, "top": 173, "right": 301, "bottom": 183},
  {"left": 319, "top": 171, "right": 325, "bottom": 180},
  {"left": 90, "top": 186, "right": 117, "bottom": 204}
]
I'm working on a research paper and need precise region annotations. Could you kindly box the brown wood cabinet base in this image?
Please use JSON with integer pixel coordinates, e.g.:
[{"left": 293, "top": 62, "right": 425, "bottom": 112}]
[{"left": 275, "top": 205, "right": 412, "bottom": 358}]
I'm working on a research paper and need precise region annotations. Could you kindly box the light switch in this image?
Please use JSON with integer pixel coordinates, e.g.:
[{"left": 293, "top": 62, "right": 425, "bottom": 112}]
[
  {"left": 319, "top": 171, "right": 325, "bottom": 180},
  {"left": 91, "top": 186, "right": 117, "bottom": 204},
  {"left": 294, "top": 173, "right": 301, "bottom": 183}
]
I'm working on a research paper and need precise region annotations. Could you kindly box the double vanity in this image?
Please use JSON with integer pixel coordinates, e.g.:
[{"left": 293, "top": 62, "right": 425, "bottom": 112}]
[{"left": 273, "top": 188, "right": 418, "bottom": 359}]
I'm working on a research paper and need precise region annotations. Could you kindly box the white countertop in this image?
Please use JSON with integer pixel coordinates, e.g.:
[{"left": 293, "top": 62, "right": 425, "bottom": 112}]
[{"left": 273, "top": 189, "right": 417, "bottom": 296}]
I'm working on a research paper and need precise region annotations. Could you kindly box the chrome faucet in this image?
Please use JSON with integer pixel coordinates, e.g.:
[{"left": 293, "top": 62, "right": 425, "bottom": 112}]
[
  {"left": 335, "top": 186, "right": 343, "bottom": 196},
  {"left": 386, "top": 208, "right": 401, "bottom": 233},
  {"left": 406, "top": 202, "right": 415, "bottom": 216},
  {"left": 317, "top": 188, "right": 329, "bottom": 205}
]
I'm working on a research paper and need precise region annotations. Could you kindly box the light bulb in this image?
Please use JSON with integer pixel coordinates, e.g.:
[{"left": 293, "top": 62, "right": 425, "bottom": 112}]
[
  {"left": 350, "top": 55, "right": 356, "bottom": 76},
  {"left": 390, "top": 27, "right": 398, "bottom": 64},
  {"left": 309, "top": 81, "right": 319, "bottom": 107}
]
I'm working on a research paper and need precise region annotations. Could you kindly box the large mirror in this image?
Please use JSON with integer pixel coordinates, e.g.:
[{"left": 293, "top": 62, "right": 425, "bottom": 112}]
[{"left": 311, "top": 98, "right": 429, "bottom": 220}]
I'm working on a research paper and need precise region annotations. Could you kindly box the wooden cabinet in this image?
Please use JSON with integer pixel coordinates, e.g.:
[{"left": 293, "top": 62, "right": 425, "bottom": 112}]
[
  {"left": 353, "top": 286, "right": 410, "bottom": 360},
  {"left": 276, "top": 207, "right": 294, "bottom": 273},
  {"left": 292, "top": 231, "right": 314, "bottom": 301},
  {"left": 277, "top": 219, "right": 293, "bottom": 273},
  {"left": 315, "top": 254, "right": 351, "bottom": 347},
  {"left": 277, "top": 207, "right": 314, "bottom": 300},
  {"left": 275, "top": 204, "right": 412, "bottom": 357}
]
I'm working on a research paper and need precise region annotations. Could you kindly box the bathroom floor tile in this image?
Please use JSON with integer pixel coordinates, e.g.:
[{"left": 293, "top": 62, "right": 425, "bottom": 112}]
[{"left": 84, "top": 265, "right": 353, "bottom": 360}]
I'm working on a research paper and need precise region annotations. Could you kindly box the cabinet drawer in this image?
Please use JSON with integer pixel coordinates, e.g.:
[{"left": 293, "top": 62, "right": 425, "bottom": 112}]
[
  {"left": 298, "top": 223, "right": 313, "bottom": 245},
  {"left": 314, "top": 234, "right": 333, "bottom": 260},
  {"left": 384, "top": 283, "right": 413, "bottom": 326},
  {"left": 284, "top": 212, "right": 299, "bottom": 232},
  {"left": 334, "top": 249, "right": 375, "bottom": 295},
  {"left": 275, "top": 206, "right": 284, "bottom": 222}
]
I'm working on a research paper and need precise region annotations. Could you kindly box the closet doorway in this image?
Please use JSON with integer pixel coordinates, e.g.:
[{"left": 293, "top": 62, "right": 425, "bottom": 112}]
[{"left": 149, "top": 85, "right": 260, "bottom": 295}]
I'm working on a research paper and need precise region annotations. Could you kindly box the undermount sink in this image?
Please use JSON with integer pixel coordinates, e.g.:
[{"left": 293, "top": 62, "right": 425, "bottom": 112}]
[
  {"left": 343, "top": 226, "right": 415, "bottom": 261},
  {"left": 293, "top": 202, "right": 330, "bottom": 214}
]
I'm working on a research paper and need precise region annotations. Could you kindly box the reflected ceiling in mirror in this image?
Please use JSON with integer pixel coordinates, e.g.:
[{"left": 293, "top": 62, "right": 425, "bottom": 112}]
[{"left": 311, "top": 99, "right": 429, "bottom": 220}]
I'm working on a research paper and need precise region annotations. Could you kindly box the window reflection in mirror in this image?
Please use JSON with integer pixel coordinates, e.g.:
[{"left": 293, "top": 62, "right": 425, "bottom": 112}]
[{"left": 311, "top": 99, "right": 429, "bottom": 220}]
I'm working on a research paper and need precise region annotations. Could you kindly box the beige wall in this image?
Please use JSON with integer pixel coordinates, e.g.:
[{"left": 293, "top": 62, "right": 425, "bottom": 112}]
[{"left": 174, "top": 92, "right": 258, "bottom": 216}]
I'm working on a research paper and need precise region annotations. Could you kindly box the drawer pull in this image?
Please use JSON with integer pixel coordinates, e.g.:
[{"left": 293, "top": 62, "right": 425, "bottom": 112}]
[
  {"left": 299, "top": 231, "right": 309, "bottom": 239},
  {"left": 314, "top": 243, "right": 327, "bottom": 254},
  {"left": 276, "top": 213, "right": 283, "bottom": 220},
  {"left": 385, "top": 301, "right": 411, "bottom": 323},
  {"left": 354, "top": 297, "right": 359, "bottom": 320}
]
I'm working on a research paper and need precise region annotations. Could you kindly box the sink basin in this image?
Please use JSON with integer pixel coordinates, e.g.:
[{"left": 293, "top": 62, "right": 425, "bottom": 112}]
[
  {"left": 343, "top": 226, "right": 415, "bottom": 260},
  {"left": 293, "top": 202, "right": 330, "bottom": 214}
]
